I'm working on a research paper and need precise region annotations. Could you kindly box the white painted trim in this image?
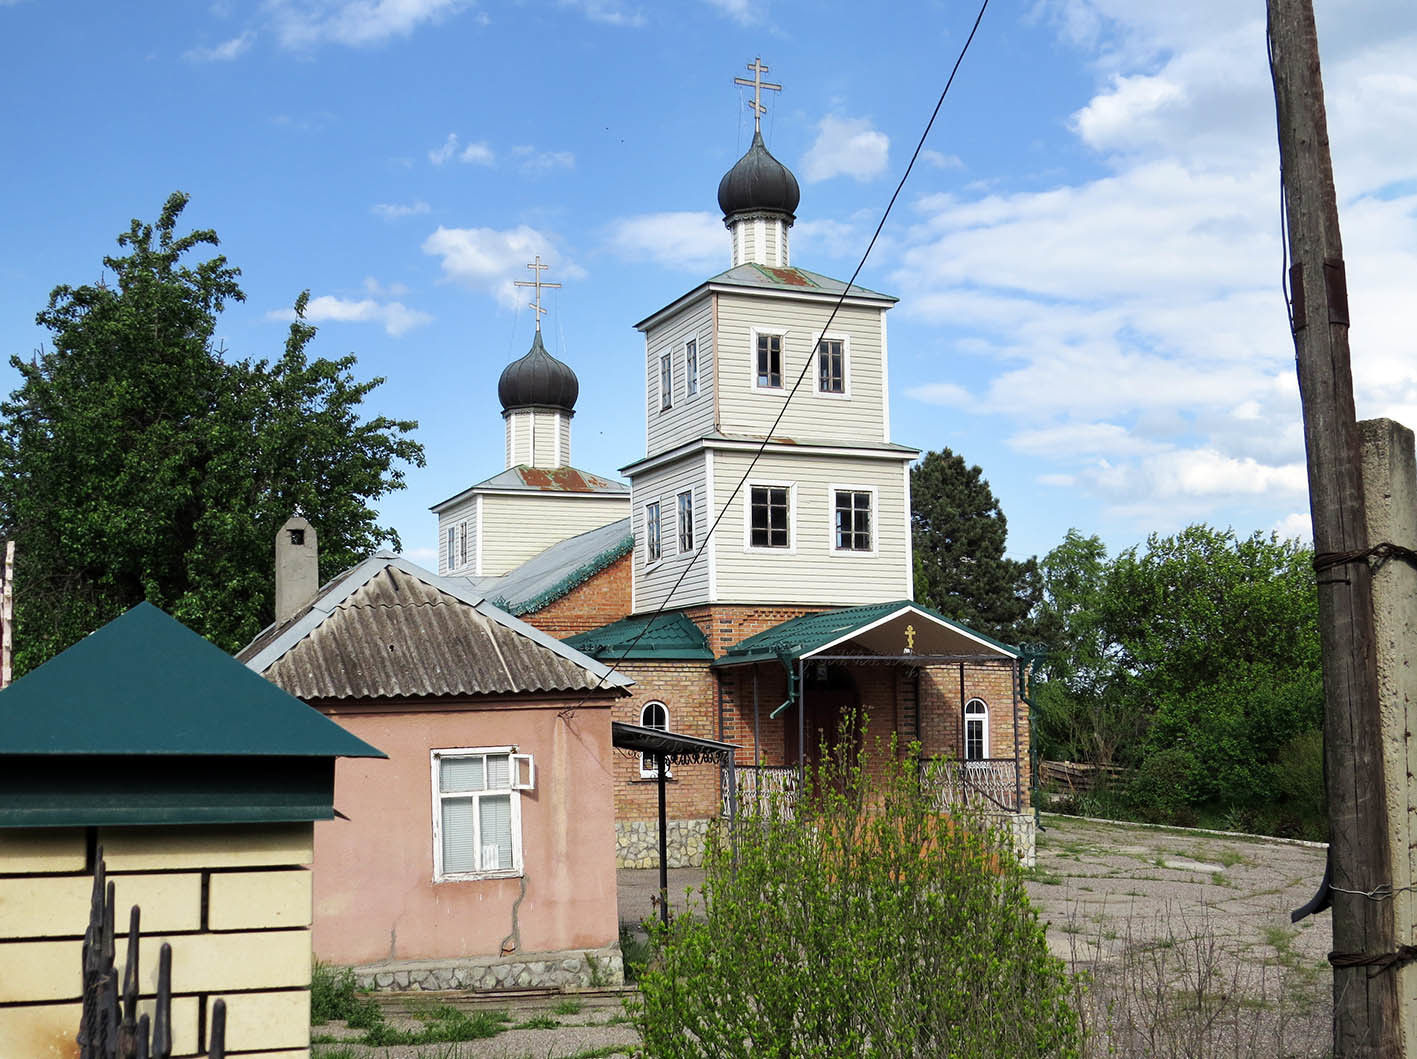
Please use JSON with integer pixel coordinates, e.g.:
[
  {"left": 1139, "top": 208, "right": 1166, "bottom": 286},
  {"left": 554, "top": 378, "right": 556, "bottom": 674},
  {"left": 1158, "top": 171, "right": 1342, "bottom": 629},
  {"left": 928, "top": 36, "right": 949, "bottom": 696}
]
[
  {"left": 742, "top": 478, "right": 796, "bottom": 555},
  {"left": 431, "top": 745, "right": 525, "bottom": 882},
  {"left": 749, "top": 327, "right": 789, "bottom": 394},
  {"left": 774, "top": 220, "right": 784, "bottom": 267},
  {"left": 644, "top": 499, "right": 664, "bottom": 569},
  {"left": 475, "top": 494, "right": 485, "bottom": 576},
  {"left": 803, "top": 604, "right": 1019, "bottom": 660},
  {"left": 880, "top": 309, "right": 891, "bottom": 442},
  {"left": 622, "top": 436, "right": 917, "bottom": 477},
  {"left": 638, "top": 701, "right": 671, "bottom": 777},
  {"left": 781, "top": 221, "right": 790, "bottom": 266},
  {"left": 826, "top": 483, "right": 879, "bottom": 557},
  {"left": 964, "top": 698, "right": 990, "bottom": 760},
  {"left": 754, "top": 218, "right": 765, "bottom": 265},
  {"left": 552, "top": 412, "right": 562, "bottom": 466},
  {"left": 676, "top": 488, "right": 695, "bottom": 555},
  {"left": 659, "top": 351, "right": 673, "bottom": 411},
  {"left": 636, "top": 283, "right": 894, "bottom": 333},
  {"left": 705, "top": 448, "right": 718, "bottom": 600},
  {"left": 734, "top": 221, "right": 744, "bottom": 267},
  {"left": 902, "top": 462, "right": 914, "bottom": 599},
  {"left": 685, "top": 337, "right": 699, "bottom": 398},
  {"left": 813, "top": 331, "right": 852, "bottom": 400}
]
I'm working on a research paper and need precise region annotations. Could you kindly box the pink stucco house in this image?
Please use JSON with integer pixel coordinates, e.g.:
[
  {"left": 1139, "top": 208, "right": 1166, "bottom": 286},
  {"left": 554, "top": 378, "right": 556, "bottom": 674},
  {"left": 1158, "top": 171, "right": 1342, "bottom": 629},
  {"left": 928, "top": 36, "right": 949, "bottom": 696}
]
[{"left": 240, "top": 529, "right": 632, "bottom": 990}]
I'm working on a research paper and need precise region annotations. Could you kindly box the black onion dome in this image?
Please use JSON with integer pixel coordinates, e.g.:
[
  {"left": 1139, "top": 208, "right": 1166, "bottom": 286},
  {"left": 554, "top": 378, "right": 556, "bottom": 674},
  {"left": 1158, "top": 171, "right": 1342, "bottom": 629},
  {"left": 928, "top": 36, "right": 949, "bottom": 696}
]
[
  {"left": 497, "top": 331, "right": 579, "bottom": 412},
  {"left": 717, "top": 130, "right": 800, "bottom": 220}
]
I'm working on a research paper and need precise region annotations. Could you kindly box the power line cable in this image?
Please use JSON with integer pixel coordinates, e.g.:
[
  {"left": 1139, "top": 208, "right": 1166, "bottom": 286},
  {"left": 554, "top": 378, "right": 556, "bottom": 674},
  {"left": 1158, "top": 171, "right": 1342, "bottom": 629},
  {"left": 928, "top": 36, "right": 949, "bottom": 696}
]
[{"left": 563, "top": 0, "right": 991, "bottom": 716}]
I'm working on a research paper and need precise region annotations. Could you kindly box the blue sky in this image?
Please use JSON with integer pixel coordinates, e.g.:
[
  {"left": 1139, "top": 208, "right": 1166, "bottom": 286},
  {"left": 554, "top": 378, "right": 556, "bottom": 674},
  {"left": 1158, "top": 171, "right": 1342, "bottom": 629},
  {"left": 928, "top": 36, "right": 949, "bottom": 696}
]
[{"left": 3, "top": 0, "right": 1415, "bottom": 570}]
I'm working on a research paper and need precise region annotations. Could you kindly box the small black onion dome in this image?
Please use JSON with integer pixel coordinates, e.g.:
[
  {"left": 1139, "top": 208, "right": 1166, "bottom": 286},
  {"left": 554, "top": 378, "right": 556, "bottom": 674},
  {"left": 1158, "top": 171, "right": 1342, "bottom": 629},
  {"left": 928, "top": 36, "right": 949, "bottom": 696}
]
[
  {"left": 497, "top": 330, "right": 579, "bottom": 412},
  {"left": 717, "top": 130, "right": 800, "bottom": 220}
]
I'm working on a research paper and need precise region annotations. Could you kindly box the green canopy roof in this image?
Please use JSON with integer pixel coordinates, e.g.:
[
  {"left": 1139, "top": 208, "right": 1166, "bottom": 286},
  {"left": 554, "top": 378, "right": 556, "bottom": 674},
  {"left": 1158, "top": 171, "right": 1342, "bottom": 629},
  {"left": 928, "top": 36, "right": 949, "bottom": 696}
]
[
  {"left": 714, "top": 600, "right": 1019, "bottom": 668},
  {"left": 565, "top": 612, "right": 714, "bottom": 661},
  {"left": 0, "top": 602, "right": 382, "bottom": 759}
]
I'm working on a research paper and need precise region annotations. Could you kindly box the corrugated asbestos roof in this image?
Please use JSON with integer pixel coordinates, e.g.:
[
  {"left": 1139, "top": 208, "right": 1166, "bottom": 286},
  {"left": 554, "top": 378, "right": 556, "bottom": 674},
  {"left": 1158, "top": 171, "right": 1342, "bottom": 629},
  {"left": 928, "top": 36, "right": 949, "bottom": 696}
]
[
  {"left": 429, "top": 464, "right": 629, "bottom": 512},
  {"left": 480, "top": 518, "right": 632, "bottom": 615},
  {"left": 565, "top": 612, "right": 714, "bottom": 661},
  {"left": 239, "top": 555, "right": 632, "bottom": 701},
  {"left": 1, "top": 602, "right": 382, "bottom": 758},
  {"left": 714, "top": 600, "right": 1018, "bottom": 667}
]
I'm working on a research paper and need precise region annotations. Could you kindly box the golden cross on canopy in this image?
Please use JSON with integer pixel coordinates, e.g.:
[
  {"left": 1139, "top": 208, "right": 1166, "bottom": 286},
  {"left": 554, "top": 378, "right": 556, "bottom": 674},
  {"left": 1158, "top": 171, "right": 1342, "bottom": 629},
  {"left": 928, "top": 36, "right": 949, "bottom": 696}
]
[
  {"left": 734, "top": 57, "right": 782, "bottom": 134},
  {"left": 513, "top": 256, "right": 561, "bottom": 332},
  {"left": 904, "top": 624, "right": 916, "bottom": 652}
]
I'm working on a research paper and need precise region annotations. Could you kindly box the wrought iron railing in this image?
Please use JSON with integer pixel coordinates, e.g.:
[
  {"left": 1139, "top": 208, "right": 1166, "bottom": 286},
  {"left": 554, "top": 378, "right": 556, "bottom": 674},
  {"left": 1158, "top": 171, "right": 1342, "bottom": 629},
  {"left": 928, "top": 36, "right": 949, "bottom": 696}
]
[
  {"left": 722, "top": 764, "right": 799, "bottom": 815},
  {"left": 928, "top": 758, "right": 1021, "bottom": 813}
]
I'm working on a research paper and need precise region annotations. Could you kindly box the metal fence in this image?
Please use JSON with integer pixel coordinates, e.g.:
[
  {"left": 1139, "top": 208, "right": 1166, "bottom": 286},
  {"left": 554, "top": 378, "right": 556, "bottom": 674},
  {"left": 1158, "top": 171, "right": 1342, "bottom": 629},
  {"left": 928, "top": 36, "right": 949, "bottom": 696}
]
[{"left": 928, "top": 758, "right": 1022, "bottom": 813}]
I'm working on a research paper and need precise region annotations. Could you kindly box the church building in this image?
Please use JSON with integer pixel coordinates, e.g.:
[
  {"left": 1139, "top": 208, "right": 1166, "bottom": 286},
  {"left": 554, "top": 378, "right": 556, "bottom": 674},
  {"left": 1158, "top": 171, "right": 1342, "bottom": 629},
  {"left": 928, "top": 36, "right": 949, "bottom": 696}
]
[{"left": 440, "top": 63, "right": 1034, "bottom": 870}]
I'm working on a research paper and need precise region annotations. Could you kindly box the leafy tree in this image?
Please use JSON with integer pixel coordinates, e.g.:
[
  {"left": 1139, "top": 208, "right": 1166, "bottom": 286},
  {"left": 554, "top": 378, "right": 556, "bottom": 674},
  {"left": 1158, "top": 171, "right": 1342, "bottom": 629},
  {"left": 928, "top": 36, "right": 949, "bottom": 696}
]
[
  {"left": 632, "top": 731, "right": 1079, "bottom": 1058},
  {"left": 911, "top": 448, "right": 1039, "bottom": 643},
  {"left": 0, "top": 192, "right": 424, "bottom": 671}
]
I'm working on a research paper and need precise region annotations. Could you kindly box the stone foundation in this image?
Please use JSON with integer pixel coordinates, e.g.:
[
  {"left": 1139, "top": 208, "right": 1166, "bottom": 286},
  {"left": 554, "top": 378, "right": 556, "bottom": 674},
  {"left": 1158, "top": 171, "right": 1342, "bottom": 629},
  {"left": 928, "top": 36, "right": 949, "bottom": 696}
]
[
  {"left": 353, "top": 943, "right": 623, "bottom": 992},
  {"left": 616, "top": 817, "right": 712, "bottom": 868},
  {"left": 998, "top": 811, "right": 1037, "bottom": 868}
]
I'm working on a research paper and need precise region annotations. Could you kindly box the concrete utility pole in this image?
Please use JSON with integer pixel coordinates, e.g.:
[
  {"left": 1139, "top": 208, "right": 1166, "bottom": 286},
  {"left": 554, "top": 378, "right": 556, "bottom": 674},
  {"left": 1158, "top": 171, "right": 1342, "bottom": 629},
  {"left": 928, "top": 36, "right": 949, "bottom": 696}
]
[{"left": 1267, "top": 0, "right": 1399, "bottom": 1053}]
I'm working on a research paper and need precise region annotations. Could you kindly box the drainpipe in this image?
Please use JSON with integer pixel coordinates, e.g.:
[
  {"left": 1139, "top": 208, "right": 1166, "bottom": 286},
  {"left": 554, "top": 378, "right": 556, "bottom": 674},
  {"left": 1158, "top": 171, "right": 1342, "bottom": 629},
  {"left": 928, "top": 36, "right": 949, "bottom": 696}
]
[{"left": 1017, "top": 645, "right": 1048, "bottom": 831}]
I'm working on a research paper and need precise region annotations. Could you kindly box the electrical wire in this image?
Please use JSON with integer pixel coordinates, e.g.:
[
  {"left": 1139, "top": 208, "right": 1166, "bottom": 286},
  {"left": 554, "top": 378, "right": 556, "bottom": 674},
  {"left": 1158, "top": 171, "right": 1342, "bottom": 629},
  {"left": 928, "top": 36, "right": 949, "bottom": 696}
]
[{"left": 562, "top": 0, "right": 992, "bottom": 716}]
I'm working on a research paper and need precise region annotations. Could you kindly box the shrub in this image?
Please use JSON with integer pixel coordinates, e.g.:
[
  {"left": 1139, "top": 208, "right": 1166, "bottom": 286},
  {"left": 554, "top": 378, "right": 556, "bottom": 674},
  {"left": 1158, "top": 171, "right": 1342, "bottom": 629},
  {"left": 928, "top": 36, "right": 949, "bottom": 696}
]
[
  {"left": 310, "top": 962, "right": 379, "bottom": 1026},
  {"left": 631, "top": 733, "right": 1079, "bottom": 1058}
]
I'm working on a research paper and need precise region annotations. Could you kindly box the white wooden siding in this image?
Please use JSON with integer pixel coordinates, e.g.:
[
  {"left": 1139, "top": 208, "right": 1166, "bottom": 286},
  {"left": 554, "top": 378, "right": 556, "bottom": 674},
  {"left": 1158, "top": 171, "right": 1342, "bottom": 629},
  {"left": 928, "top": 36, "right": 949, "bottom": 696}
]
[
  {"left": 715, "top": 293, "right": 886, "bottom": 445},
  {"left": 478, "top": 493, "right": 630, "bottom": 576},
  {"left": 532, "top": 411, "right": 559, "bottom": 466},
  {"left": 559, "top": 416, "right": 572, "bottom": 466},
  {"left": 630, "top": 455, "right": 710, "bottom": 612},
  {"left": 437, "top": 497, "right": 479, "bottom": 574},
  {"left": 645, "top": 295, "right": 716, "bottom": 458},
  {"left": 710, "top": 449, "right": 910, "bottom": 605}
]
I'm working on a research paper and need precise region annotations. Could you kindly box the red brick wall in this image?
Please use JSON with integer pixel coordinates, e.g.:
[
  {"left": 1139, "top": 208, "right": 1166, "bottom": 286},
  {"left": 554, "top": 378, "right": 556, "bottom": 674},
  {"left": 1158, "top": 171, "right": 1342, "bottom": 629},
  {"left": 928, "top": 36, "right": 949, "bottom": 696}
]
[
  {"left": 611, "top": 660, "right": 722, "bottom": 821},
  {"left": 681, "top": 603, "right": 828, "bottom": 655},
  {"left": 919, "top": 662, "right": 1030, "bottom": 793},
  {"left": 520, "top": 552, "right": 632, "bottom": 637}
]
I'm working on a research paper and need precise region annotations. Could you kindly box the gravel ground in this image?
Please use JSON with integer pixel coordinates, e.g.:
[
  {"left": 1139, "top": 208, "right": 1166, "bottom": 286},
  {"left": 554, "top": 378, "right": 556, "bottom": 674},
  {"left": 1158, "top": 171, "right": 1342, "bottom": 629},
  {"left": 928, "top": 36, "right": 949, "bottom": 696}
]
[{"left": 314, "top": 814, "right": 1334, "bottom": 1058}]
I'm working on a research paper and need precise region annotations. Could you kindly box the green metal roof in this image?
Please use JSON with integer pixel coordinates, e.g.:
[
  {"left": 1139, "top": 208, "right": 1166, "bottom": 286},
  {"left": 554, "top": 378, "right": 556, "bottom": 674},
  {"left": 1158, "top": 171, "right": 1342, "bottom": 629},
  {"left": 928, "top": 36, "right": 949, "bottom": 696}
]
[
  {"left": 714, "top": 600, "right": 1019, "bottom": 667},
  {"left": 0, "top": 602, "right": 383, "bottom": 759},
  {"left": 564, "top": 612, "right": 714, "bottom": 661}
]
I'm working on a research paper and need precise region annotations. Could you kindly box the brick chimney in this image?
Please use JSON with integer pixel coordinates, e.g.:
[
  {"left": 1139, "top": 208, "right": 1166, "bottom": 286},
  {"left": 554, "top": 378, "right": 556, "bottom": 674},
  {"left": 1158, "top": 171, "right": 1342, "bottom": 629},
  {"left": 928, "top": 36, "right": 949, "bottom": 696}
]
[{"left": 275, "top": 515, "right": 319, "bottom": 625}]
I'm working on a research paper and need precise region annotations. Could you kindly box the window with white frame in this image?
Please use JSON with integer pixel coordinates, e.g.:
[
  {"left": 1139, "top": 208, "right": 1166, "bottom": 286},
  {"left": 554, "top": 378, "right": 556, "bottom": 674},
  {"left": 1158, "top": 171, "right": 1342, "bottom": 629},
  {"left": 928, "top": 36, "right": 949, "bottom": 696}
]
[
  {"left": 755, "top": 333, "right": 783, "bottom": 389},
  {"left": 458, "top": 521, "right": 469, "bottom": 568},
  {"left": 446, "top": 525, "right": 455, "bottom": 572},
  {"left": 660, "top": 352, "right": 673, "bottom": 410},
  {"left": 749, "top": 485, "right": 790, "bottom": 548},
  {"left": 685, "top": 339, "right": 698, "bottom": 396},
  {"left": 640, "top": 701, "right": 669, "bottom": 777},
  {"left": 677, "top": 490, "right": 694, "bottom": 553},
  {"left": 817, "top": 338, "right": 845, "bottom": 394},
  {"left": 833, "top": 489, "right": 872, "bottom": 552},
  {"left": 646, "top": 501, "right": 662, "bottom": 563},
  {"left": 964, "top": 699, "right": 989, "bottom": 761},
  {"left": 432, "top": 747, "right": 534, "bottom": 880}
]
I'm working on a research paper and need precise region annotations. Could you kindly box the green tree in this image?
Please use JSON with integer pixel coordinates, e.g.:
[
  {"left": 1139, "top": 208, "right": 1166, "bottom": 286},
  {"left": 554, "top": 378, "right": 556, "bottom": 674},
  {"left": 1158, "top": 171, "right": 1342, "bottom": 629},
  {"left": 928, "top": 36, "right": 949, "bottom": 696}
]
[
  {"left": 911, "top": 448, "right": 1039, "bottom": 643},
  {"left": 0, "top": 192, "right": 424, "bottom": 670},
  {"left": 632, "top": 733, "right": 1079, "bottom": 1058}
]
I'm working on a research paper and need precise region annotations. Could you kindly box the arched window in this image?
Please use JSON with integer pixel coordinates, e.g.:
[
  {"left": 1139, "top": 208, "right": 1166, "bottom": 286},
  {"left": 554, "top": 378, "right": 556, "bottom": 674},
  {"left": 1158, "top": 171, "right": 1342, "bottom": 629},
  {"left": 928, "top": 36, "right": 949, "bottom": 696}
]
[
  {"left": 640, "top": 701, "right": 669, "bottom": 777},
  {"left": 964, "top": 698, "right": 989, "bottom": 761}
]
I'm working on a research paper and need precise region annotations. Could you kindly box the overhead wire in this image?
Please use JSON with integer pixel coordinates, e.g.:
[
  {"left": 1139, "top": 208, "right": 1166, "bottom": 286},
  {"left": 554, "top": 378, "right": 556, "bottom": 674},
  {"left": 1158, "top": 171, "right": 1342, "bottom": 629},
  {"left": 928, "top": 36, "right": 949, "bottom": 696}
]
[{"left": 561, "top": 0, "right": 992, "bottom": 717}]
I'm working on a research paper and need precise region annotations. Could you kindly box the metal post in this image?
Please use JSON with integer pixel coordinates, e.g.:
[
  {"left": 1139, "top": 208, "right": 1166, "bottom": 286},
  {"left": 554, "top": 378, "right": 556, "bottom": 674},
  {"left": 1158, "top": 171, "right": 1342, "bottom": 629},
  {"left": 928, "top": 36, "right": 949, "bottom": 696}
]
[
  {"left": 753, "top": 667, "right": 760, "bottom": 768},
  {"left": 1012, "top": 660, "right": 1023, "bottom": 811},
  {"left": 797, "top": 658, "right": 805, "bottom": 784},
  {"left": 656, "top": 750, "right": 669, "bottom": 927}
]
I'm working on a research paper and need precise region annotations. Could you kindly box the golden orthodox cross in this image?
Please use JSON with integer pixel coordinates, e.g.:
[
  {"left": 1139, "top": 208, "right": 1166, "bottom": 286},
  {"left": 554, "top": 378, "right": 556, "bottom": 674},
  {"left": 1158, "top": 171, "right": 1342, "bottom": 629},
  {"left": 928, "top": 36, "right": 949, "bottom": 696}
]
[
  {"left": 904, "top": 624, "right": 916, "bottom": 652},
  {"left": 513, "top": 256, "right": 561, "bottom": 332},
  {"left": 734, "top": 57, "right": 782, "bottom": 134}
]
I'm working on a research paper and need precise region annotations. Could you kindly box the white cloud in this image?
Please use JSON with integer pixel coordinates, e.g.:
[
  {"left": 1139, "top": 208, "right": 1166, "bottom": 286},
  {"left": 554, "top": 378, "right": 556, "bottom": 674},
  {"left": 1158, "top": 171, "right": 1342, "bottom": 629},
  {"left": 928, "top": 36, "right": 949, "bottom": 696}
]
[
  {"left": 802, "top": 116, "right": 890, "bottom": 183},
  {"left": 267, "top": 295, "right": 432, "bottom": 336},
  {"left": 428, "top": 133, "right": 459, "bottom": 165},
  {"left": 559, "top": 0, "right": 645, "bottom": 26},
  {"left": 906, "top": 381, "right": 973, "bottom": 408},
  {"left": 266, "top": 0, "right": 471, "bottom": 48},
  {"left": 423, "top": 225, "right": 583, "bottom": 308},
  {"left": 1273, "top": 511, "right": 1313, "bottom": 543},
  {"left": 703, "top": 0, "right": 754, "bottom": 23},
  {"left": 606, "top": 211, "right": 725, "bottom": 273},
  {"left": 920, "top": 149, "right": 964, "bottom": 170},
  {"left": 371, "top": 200, "right": 430, "bottom": 220},
  {"left": 459, "top": 140, "right": 494, "bottom": 165},
  {"left": 363, "top": 276, "right": 410, "bottom": 296},
  {"left": 183, "top": 31, "right": 255, "bottom": 61},
  {"left": 511, "top": 145, "right": 575, "bottom": 173}
]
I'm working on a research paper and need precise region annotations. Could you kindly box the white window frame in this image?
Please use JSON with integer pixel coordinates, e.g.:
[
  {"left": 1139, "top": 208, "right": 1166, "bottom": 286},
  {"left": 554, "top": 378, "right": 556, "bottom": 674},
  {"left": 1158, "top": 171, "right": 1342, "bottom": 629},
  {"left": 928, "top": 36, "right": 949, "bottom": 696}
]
[
  {"left": 750, "top": 328, "right": 787, "bottom": 392},
  {"left": 828, "top": 484, "right": 877, "bottom": 557},
  {"left": 458, "top": 521, "right": 469, "bottom": 568},
  {"left": 814, "top": 333, "right": 851, "bottom": 398},
  {"left": 430, "top": 746, "right": 531, "bottom": 882},
  {"left": 964, "top": 699, "right": 989, "bottom": 761},
  {"left": 743, "top": 480, "right": 795, "bottom": 553},
  {"left": 660, "top": 352, "right": 673, "bottom": 411},
  {"left": 677, "top": 490, "right": 694, "bottom": 554},
  {"left": 445, "top": 525, "right": 455, "bottom": 573},
  {"left": 645, "top": 501, "right": 663, "bottom": 565},
  {"left": 685, "top": 338, "right": 699, "bottom": 397},
  {"left": 639, "top": 701, "right": 670, "bottom": 778}
]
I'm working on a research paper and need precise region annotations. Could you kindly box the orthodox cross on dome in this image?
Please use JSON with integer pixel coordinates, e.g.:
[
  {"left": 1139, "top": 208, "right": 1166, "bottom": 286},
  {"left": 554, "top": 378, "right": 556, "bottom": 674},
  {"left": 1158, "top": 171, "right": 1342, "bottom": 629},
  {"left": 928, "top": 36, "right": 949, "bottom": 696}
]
[
  {"left": 734, "top": 57, "right": 782, "bottom": 134},
  {"left": 513, "top": 256, "right": 561, "bottom": 332}
]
